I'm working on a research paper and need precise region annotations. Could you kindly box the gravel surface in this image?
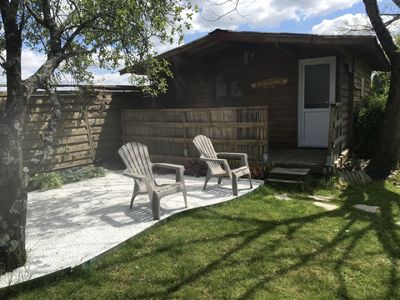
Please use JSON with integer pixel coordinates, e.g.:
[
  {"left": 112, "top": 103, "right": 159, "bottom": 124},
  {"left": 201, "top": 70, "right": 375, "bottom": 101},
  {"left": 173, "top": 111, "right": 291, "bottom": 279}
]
[{"left": 0, "top": 171, "right": 261, "bottom": 288}]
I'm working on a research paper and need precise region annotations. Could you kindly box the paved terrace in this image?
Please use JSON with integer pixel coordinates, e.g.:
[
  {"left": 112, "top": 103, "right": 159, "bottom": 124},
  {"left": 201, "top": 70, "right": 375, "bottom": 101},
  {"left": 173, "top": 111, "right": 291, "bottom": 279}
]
[{"left": 0, "top": 171, "right": 261, "bottom": 288}]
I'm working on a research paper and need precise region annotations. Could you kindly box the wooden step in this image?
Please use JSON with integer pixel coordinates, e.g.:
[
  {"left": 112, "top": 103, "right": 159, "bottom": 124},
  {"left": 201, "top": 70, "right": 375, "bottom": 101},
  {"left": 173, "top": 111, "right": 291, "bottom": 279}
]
[
  {"left": 267, "top": 167, "right": 311, "bottom": 184},
  {"left": 272, "top": 162, "right": 327, "bottom": 175},
  {"left": 269, "top": 167, "right": 310, "bottom": 176},
  {"left": 266, "top": 178, "right": 304, "bottom": 184}
]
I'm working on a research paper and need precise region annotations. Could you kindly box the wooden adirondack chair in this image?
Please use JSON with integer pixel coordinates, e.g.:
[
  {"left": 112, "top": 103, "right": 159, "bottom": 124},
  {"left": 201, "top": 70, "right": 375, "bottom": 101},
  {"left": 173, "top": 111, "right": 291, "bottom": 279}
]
[
  {"left": 118, "top": 142, "right": 187, "bottom": 220},
  {"left": 193, "top": 135, "right": 252, "bottom": 196}
]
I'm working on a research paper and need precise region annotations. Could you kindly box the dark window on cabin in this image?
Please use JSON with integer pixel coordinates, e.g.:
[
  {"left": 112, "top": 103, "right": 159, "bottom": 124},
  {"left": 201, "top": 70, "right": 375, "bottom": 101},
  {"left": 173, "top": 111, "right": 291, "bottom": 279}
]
[
  {"left": 216, "top": 75, "right": 227, "bottom": 97},
  {"left": 216, "top": 74, "right": 243, "bottom": 98},
  {"left": 304, "top": 64, "right": 330, "bottom": 109}
]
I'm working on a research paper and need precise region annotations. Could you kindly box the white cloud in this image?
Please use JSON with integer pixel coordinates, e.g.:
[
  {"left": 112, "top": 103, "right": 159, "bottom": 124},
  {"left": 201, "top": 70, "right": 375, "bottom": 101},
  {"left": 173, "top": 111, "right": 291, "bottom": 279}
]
[
  {"left": 92, "top": 72, "right": 130, "bottom": 85},
  {"left": 21, "top": 49, "right": 46, "bottom": 79},
  {"left": 311, "top": 13, "right": 371, "bottom": 35},
  {"left": 150, "top": 34, "right": 184, "bottom": 54},
  {"left": 0, "top": 49, "right": 131, "bottom": 86},
  {"left": 0, "top": 49, "right": 47, "bottom": 87},
  {"left": 312, "top": 13, "right": 400, "bottom": 35},
  {"left": 189, "top": 0, "right": 361, "bottom": 33},
  {"left": 2, "top": 1, "right": 382, "bottom": 87}
]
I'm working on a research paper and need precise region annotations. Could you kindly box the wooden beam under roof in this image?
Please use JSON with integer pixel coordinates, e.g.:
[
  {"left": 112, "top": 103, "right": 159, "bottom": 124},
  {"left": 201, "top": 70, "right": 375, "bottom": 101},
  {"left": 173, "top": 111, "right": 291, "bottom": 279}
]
[{"left": 120, "top": 29, "right": 390, "bottom": 75}]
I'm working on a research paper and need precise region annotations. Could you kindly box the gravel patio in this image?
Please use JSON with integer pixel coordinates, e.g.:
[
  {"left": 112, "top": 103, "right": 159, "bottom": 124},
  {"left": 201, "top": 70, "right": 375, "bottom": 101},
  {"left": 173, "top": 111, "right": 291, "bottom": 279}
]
[{"left": 0, "top": 171, "right": 261, "bottom": 288}]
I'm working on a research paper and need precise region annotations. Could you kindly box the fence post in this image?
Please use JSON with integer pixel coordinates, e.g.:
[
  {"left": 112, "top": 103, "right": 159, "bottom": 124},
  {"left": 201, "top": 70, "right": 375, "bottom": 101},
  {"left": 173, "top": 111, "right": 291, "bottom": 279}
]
[
  {"left": 183, "top": 110, "right": 188, "bottom": 157},
  {"left": 83, "top": 96, "right": 95, "bottom": 162}
]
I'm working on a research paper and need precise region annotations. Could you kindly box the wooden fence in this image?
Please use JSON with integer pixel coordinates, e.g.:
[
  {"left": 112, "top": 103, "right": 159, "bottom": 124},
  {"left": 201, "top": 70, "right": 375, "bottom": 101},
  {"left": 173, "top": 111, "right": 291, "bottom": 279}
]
[
  {"left": 1, "top": 87, "right": 143, "bottom": 171},
  {"left": 121, "top": 106, "right": 268, "bottom": 166}
]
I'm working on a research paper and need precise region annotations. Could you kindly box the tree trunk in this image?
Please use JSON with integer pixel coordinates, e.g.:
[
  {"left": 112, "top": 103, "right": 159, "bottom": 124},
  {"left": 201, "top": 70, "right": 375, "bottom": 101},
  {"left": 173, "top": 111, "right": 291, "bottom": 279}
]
[
  {"left": 0, "top": 102, "right": 28, "bottom": 274},
  {"left": 366, "top": 64, "right": 400, "bottom": 179}
]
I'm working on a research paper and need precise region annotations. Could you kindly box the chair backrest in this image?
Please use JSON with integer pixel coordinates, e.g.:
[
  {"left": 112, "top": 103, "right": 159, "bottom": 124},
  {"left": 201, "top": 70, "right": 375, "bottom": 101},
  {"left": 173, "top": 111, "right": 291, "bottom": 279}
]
[
  {"left": 193, "top": 135, "right": 224, "bottom": 173},
  {"left": 118, "top": 142, "right": 155, "bottom": 183},
  {"left": 193, "top": 135, "right": 217, "bottom": 158}
]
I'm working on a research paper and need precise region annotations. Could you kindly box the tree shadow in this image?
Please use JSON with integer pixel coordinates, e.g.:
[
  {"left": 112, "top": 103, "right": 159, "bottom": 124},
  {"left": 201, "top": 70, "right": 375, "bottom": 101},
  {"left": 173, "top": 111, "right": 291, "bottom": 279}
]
[
  {"left": 6, "top": 181, "right": 400, "bottom": 299},
  {"left": 339, "top": 181, "right": 400, "bottom": 299},
  {"left": 129, "top": 182, "right": 400, "bottom": 299}
]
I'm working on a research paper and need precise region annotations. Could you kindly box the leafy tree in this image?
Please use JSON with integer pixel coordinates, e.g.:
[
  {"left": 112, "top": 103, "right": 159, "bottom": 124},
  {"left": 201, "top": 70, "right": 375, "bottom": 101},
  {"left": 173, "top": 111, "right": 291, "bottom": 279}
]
[{"left": 0, "top": 0, "right": 194, "bottom": 274}]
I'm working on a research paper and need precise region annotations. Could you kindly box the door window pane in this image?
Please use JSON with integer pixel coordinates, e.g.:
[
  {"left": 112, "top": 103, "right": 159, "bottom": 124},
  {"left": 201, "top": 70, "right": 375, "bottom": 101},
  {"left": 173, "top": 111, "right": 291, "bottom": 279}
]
[{"left": 304, "top": 64, "right": 330, "bottom": 109}]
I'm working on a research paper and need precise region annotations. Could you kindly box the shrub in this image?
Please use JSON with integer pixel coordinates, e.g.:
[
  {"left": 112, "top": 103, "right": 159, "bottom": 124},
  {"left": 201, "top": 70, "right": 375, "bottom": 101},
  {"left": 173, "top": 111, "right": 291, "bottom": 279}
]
[
  {"left": 29, "top": 172, "right": 64, "bottom": 191},
  {"left": 61, "top": 166, "right": 106, "bottom": 184},
  {"left": 353, "top": 72, "right": 388, "bottom": 159},
  {"left": 28, "top": 166, "right": 106, "bottom": 191},
  {"left": 183, "top": 160, "right": 207, "bottom": 177},
  {"left": 250, "top": 163, "right": 266, "bottom": 180}
]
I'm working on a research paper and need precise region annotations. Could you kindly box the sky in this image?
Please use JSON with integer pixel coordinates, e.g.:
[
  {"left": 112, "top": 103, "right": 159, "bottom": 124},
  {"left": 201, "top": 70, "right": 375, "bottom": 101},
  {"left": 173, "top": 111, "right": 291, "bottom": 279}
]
[{"left": 1, "top": 0, "right": 398, "bottom": 87}]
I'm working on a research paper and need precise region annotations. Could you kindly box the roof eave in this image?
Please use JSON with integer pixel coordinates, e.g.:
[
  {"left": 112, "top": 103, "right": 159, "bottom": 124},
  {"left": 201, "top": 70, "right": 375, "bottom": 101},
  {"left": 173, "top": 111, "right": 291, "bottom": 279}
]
[{"left": 120, "top": 30, "right": 390, "bottom": 74}]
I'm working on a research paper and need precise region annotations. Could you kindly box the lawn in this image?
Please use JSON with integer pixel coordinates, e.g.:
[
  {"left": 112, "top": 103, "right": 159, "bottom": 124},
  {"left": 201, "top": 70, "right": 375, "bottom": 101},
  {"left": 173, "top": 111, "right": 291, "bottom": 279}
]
[{"left": 7, "top": 179, "right": 400, "bottom": 299}]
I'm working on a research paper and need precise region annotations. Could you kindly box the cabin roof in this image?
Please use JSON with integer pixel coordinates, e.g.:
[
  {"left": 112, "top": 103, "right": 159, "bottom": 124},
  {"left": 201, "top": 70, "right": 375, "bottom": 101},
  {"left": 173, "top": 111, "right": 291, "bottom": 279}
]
[{"left": 120, "top": 29, "right": 390, "bottom": 74}]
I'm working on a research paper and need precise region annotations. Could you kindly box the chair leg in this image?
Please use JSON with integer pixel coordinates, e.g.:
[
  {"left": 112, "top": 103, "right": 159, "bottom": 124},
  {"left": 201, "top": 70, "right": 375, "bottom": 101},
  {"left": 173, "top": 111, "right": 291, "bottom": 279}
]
[
  {"left": 151, "top": 192, "right": 161, "bottom": 220},
  {"left": 130, "top": 194, "right": 138, "bottom": 209},
  {"left": 182, "top": 189, "right": 188, "bottom": 208},
  {"left": 218, "top": 177, "right": 223, "bottom": 185},
  {"left": 204, "top": 171, "right": 212, "bottom": 190},
  {"left": 130, "top": 184, "right": 139, "bottom": 209},
  {"left": 248, "top": 173, "right": 253, "bottom": 189},
  {"left": 232, "top": 173, "right": 238, "bottom": 196},
  {"left": 180, "top": 178, "right": 187, "bottom": 207}
]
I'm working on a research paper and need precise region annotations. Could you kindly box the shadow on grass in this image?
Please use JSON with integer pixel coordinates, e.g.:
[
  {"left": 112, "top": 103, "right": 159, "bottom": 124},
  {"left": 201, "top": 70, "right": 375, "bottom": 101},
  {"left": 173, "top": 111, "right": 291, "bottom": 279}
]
[
  {"left": 136, "top": 182, "right": 400, "bottom": 300},
  {"left": 6, "top": 181, "right": 400, "bottom": 299}
]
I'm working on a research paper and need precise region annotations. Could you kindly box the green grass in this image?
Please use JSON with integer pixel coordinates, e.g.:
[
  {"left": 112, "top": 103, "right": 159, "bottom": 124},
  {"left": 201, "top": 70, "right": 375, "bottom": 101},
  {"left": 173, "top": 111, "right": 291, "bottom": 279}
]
[{"left": 8, "top": 180, "right": 400, "bottom": 299}]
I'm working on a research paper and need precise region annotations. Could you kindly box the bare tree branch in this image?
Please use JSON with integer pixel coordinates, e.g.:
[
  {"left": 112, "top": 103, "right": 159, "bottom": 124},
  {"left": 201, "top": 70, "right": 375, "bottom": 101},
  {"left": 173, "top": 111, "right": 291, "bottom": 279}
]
[
  {"left": 384, "top": 14, "right": 400, "bottom": 27},
  {"left": 202, "top": 0, "right": 245, "bottom": 22},
  {"left": 364, "top": 0, "right": 398, "bottom": 62}
]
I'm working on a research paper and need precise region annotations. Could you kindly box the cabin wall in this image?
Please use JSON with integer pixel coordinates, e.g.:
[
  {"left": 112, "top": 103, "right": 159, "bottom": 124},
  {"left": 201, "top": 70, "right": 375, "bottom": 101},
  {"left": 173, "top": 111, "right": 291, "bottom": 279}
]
[
  {"left": 353, "top": 57, "right": 372, "bottom": 106},
  {"left": 130, "top": 44, "right": 343, "bottom": 149},
  {"left": 336, "top": 55, "right": 372, "bottom": 152},
  {"left": 336, "top": 57, "right": 352, "bottom": 151}
]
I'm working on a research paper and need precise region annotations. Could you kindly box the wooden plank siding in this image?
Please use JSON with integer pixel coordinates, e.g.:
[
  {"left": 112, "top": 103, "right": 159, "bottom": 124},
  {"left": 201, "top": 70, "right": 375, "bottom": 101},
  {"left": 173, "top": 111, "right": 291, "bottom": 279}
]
[
  {"left": 337, "top": 57, "right": 352, "bottom": 151},
  {"left": 0, "top": 88, "right": 143, "bottom": 172},
  {"left": 125, "top": 43, "right": 349, "bottom": 150},
  {"left": 353, "top": 57, "right": 372, "bottom": 106},
  {"left": 121, "top": 106, "right": 268, "bottom": 167},
  {"left": 328, "top": 54, "right": 373, "bottom": 167}
]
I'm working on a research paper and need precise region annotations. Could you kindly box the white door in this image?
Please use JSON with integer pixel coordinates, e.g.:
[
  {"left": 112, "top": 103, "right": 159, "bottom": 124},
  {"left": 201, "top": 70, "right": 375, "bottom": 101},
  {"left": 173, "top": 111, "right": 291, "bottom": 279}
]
[{"left": 298, "top": 57, "right": 336, "bottom": 148}]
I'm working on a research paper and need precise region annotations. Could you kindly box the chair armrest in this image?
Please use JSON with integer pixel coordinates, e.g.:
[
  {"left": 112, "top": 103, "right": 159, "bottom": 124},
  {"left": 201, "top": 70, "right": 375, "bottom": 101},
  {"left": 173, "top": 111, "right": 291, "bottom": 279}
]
[
  {"left": 200, "top": 157, "right": 231, "bottom": 173},
  {"left": 122, "top": 170, "right": 147, "bottom": 181},
  {"left": 152, "top": 163, "right": 184, "bottom": 171},
  {"left": 217, "top": 152, "right": 249, "bottom": 167},
  {"left": 200, "top": 157, "right": 227, "bottom": 164},
  {"left": 217, "top": 152, "right": 247, "bottom": 159},
  {"left": 152, "top": 163, "right": 185, "bottom": 183}
]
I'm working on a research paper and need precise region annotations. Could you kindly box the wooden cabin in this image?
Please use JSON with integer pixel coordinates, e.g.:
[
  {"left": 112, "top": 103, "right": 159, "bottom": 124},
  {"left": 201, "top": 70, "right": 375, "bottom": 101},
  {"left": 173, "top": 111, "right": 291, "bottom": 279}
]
[{"left": 120, "top": 30, "right": 389, "bottom": 174}]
